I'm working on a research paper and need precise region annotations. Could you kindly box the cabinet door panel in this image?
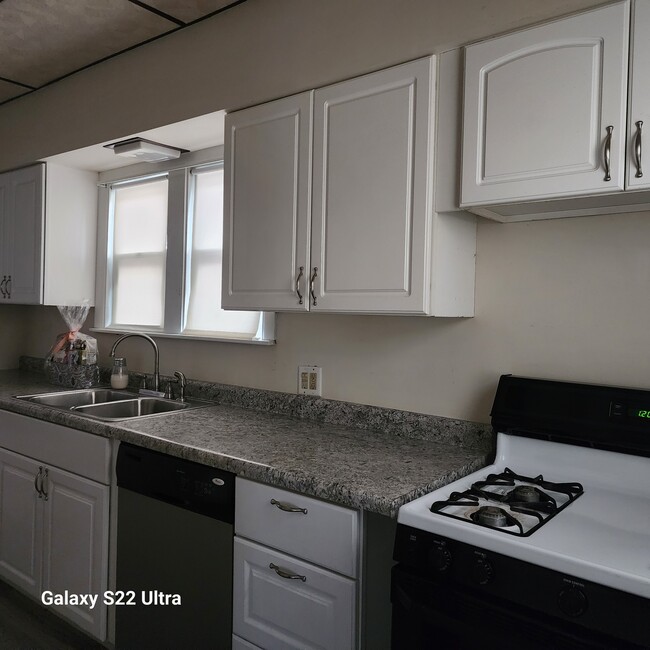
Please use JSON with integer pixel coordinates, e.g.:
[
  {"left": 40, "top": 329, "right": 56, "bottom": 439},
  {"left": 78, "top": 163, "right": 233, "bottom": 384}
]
[
  {"left": 0, "top": 449, "right": 42, "bottom": 597},
  {"left": 462, "top": 1, "right": 629, "bottom": 206},
  {"left": 5, "top": 164, "right": 44, "bottom": 304},
  {"left": 312, "top": 57, "right": 434, "bottom": 313},
  {"left": 42, "top": 466, "right": 109, "bottom": 641},
  {"left": 627, "top": 0, "right": 650, "bottom": 189},
  {"left": 223, "top": 92, "right": 312, "bottom": 311},
  {"left": 233, "top": 538, "right": 356, "bottom": 650}
]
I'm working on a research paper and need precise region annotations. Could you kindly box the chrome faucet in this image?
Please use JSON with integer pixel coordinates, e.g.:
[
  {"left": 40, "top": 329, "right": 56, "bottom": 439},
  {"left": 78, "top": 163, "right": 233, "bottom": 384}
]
[{"left": 109, "top": 333, "right": 160, "bottom": 392}]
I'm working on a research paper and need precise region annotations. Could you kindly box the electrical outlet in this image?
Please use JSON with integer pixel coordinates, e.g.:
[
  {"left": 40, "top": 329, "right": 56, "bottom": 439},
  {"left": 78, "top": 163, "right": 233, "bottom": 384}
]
[{"left": 298, "top": 366, "right": 322, "bottom": 396}]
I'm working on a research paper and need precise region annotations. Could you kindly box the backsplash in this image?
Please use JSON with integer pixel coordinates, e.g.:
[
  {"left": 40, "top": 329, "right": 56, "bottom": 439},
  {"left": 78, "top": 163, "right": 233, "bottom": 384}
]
[{"left": 19, "top": 355, "right": 493, "bottom": 451}]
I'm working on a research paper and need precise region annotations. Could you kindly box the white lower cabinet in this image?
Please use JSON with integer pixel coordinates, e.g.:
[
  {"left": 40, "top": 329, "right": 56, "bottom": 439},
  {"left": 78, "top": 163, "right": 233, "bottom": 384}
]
[
  {"left": 0, "top": 412, "right": 111, "bottom": 641},
  {"left": 234, "top": 537, "right": 356, "bottom": 650},
  {"left": 234, "top": 478, "right": 360, "bottom": 649}
]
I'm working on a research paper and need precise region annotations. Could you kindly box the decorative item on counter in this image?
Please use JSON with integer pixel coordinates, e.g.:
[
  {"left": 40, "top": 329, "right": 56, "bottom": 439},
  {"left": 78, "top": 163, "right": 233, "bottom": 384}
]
[
  {"left": 110, "top": 357, "right": 129, "bottom": 389},
  {"left": 44, "top": 301, "right": 100, "bottom": 388}
]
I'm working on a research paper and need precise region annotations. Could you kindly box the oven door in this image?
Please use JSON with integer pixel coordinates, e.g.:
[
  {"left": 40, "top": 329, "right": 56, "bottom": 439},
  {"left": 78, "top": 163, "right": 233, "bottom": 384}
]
[{"left": 391, "top": 564, "right": 641, "bottom": 650}]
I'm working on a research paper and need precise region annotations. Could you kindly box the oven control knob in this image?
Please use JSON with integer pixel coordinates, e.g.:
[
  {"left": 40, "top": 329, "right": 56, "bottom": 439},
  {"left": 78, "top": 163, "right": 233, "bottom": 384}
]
[
  {"left": 471, "top": 557, "right": 494, "bottom": 585},
  {"left": 558, "top": 587, "right": 588, "bottom": 617},
  {"left": 428, "top": 546, "right": 452, "bottom": 572}
]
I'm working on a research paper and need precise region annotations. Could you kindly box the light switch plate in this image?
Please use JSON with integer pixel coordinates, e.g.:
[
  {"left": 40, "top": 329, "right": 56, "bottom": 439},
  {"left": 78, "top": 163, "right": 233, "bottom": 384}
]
[{"left": 298, "top": 366, "right": 322, "bottom": 396}]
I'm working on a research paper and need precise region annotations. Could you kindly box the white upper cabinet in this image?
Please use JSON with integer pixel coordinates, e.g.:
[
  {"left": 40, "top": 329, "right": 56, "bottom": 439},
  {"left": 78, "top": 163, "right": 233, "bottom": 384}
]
[
  {"left": 627, "top": 0, "right": 650, "bottom": 189},
  {"left": 223, "top": 55, "right": 476, "bottom": 316},
  {"left": 223, "top": 92, "right": 313, "bottom": 312},
  {"left": 462, "top": 1, "right": 630, "bottom": 210},
  {"left": 0, "top": 162, "right": 97, "bottom": 305},
  {"left": 310, "top": 58, "right": 434, "bottom": 313},
  {"left": 0, "top": 164, "right": 45, "bottom": 304}
]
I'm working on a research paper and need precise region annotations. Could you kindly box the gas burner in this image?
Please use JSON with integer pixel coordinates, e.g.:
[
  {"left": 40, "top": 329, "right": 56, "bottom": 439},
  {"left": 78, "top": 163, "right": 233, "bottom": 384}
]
[
  {"left": 509, "top": 485, "right": 541, "bottom": 503},
  {"left": 429, "top": 466, "right": 584, "bottom": 537},
  {"left": 472, "top": 506, "right": 513, "bottom": 528}
]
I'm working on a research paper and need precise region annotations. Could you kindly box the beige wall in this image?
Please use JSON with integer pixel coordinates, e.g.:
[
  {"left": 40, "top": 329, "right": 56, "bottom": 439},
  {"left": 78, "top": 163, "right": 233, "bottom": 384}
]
[{"left": 5, "top": 0, "right": 641, "bottom": 425}]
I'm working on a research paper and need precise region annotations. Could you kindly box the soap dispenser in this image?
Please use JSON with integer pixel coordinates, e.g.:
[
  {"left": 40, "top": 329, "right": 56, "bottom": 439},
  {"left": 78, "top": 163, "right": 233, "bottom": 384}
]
[{"left": 111, "top": 357, "right": 129, "bottom": 389}]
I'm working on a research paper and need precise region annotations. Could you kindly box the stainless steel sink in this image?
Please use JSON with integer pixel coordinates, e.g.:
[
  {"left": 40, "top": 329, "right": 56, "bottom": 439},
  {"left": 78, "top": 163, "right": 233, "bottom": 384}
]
[
  {"left": 17, "top": 388, "right": 135, "bottom": 408},
  {"left": 73, "top": 397, "right": 188, "bottom": 420},
  {"left": 15, "top": 388, "right": 213, "bottom": 421}
]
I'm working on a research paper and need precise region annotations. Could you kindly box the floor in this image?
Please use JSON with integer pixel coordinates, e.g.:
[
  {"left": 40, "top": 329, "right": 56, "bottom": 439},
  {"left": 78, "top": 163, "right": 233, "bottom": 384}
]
[{"left": 0, "top": 580, "right": 104, "bottom": 650}]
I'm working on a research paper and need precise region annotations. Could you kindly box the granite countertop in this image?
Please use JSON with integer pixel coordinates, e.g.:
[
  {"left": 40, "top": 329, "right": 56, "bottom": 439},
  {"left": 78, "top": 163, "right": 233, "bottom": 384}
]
[{"left": 0, "top": 368, "right": 494, "bottom": 517}]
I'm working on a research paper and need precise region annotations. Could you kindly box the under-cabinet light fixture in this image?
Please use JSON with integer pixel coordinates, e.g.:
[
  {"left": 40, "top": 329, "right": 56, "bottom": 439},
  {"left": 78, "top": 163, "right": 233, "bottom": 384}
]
[{"left": 104, "top": 137, "right": 188, "bottom": 162}]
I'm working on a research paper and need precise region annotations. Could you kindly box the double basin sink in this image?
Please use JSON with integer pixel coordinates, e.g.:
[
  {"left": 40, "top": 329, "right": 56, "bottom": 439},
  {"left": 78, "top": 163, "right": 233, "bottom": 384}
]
[{"left": 16, "top": 388, "right": 211, "bottom": 422}]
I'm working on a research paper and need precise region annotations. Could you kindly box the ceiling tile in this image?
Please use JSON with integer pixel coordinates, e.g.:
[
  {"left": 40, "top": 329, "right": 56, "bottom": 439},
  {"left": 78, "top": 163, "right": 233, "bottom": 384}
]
[
  {"left": 141, "top": 0, "right": 237, "bottom": 24},
  {"left": 0, "top": 0, "right": 179, "bottom": 88},
  {"left": 0, "top": 80, "right": 31, "bottom": 104}
]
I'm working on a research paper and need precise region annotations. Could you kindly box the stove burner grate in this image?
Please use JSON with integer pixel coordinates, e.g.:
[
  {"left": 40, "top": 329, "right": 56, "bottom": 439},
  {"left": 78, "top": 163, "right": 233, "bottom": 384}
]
[{"left": 429, "top": 467, "right": 584, "bottom": 537}]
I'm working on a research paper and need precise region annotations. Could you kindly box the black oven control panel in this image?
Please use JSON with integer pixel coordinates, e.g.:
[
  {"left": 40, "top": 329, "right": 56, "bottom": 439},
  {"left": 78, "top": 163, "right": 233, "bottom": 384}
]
[
  {"left": 393, "top": 524, "right": 649, "bottom": 649},
  {"left": 491, "top": 375, "right": 650, "bottom": 456}
]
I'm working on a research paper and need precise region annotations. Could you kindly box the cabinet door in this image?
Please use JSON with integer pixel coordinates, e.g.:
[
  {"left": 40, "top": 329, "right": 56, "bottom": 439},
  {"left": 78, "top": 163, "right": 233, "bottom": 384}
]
[
  {"left": 0, "top": 448, "right": 43, "bottom": 598},
  {"left": 223, "top": 92, "right": 313, "bottom": 311},
  {"left": 2, "top": 164, "right": 44, "bottom": 304},
  {"left": 461, "top": 1, "right": 630, "bottom": 206},
  {"left": 233, "top": 537, "right": 356, "bottom": 650},
  {"left": 311, "top": 57, "right": 435, "bottom": 314},
  {"left": 627, "top": 0, "right": 650, "bottom": 189},
  {"left": 42, "top": 466, "right": 109, "bottom": 641}
]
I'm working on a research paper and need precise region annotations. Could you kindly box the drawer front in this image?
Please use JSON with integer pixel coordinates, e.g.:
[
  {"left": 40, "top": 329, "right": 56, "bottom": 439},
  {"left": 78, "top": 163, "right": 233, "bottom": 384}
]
[
  {"left": 233, "top": 537, "right": 356, "bottom": 650},
  {"left": 235, "top": 478, "right": 359, "bottom": 577},
  {"left": 0, "top": 410, "right": 111, "bottom": 483}
]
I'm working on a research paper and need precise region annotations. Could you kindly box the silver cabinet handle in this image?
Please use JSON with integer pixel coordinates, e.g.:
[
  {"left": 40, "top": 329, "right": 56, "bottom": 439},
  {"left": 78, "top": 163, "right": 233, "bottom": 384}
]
[
  {"left": 270, "top": 498, "right": 308, "bottom": 515},
  {"left": 42, "top": 467, "right": 49, "bottom": 501},
  {"left": 34, "top": 466, "right": 43, "bottom": 499},
  {"left": 603, "top": 125, "right": 613, "bottom": 181},
  {"left": 0, "top": 276, "right": 6, "bottom": 298},
  {"left": 309, "top": 267, "right": 318, "bottom": 307},
  {"left": 635, "top": 120, "right": 643, "bottom": 178},
  {"left": 269, "top": 563, "right": 306, "bottom": 582},
  {"left": 295, "top": 266, "right": 304, "bottom": 305},
  {"left": 6, "top": 275, "right": 11, "bottom": 299}
]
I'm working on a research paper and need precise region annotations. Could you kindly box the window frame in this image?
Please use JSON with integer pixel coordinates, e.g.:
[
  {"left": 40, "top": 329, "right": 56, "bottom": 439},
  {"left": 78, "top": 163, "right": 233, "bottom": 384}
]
[{"left": 93, "top": 146, "right": 275, "bottom": 344}]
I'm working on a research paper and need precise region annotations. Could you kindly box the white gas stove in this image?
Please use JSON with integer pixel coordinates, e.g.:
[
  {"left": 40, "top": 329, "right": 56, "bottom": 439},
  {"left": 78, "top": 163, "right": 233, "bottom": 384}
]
[{"left": 392, "top": 376, "right": 650, "bottom": 649}]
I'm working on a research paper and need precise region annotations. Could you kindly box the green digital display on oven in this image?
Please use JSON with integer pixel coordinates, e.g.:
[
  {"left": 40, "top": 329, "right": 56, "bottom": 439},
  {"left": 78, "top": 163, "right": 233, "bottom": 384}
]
[{"left": 629, "top": 408, "right": 650, "bottom": 419}]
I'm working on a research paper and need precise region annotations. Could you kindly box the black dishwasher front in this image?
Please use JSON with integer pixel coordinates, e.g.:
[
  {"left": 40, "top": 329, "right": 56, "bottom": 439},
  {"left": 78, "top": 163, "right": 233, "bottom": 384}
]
[{"left": 116, "top": 442, "right": 234, "bottom": 650}]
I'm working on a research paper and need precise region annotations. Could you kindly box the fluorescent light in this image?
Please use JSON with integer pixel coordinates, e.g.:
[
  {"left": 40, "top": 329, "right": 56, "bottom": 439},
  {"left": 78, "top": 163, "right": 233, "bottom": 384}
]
[{"left": 104, "top": 138, "right": 187, "bottom": 162}]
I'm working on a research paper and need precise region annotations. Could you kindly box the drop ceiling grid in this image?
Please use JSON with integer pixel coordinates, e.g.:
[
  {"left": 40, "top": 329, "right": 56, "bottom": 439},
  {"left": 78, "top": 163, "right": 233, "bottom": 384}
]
[{"left": 0, "top": 0, "right": 243, "bottom": 105}]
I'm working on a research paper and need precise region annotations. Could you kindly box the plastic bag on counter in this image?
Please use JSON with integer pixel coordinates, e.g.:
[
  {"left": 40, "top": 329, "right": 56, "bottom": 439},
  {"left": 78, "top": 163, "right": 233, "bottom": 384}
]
[{"left": 45, "top": 302, "right": 100, "bottom": 387}]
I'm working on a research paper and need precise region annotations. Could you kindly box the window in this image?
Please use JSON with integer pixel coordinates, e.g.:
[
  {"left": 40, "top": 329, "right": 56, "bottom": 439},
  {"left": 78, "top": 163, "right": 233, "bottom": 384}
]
[
  {"left": 95, "top": 153, "right": 274, "bottom": 343},
  {"left": 110, "top": 177, "right": 168, "bottom": 328}
]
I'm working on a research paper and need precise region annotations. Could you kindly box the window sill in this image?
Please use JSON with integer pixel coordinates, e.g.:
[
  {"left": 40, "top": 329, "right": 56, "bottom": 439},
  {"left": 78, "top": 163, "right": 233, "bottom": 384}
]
[{"left": 90, "top": 327, "right": 276, "bottom": 345}]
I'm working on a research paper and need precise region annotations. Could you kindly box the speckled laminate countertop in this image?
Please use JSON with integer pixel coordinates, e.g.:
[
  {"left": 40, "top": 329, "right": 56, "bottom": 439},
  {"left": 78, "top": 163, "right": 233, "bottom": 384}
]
[{"left": 0, "top": 368, "right": 494, "bottom": 517}]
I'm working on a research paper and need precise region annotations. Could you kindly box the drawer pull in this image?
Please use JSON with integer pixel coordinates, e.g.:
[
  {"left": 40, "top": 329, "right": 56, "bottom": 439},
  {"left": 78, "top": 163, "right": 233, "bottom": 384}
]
[
  {"left": 34, "top": 466, "right": 44, "bottom": 498},
  {"left": 42, "top": 467, "right": 49, "bottom": 501},
  {"left": 269, "top": 563, "right": 307, "bottom": 582},
  {"left": 270, "top": 498, "right": 308, "bottom": 515}
]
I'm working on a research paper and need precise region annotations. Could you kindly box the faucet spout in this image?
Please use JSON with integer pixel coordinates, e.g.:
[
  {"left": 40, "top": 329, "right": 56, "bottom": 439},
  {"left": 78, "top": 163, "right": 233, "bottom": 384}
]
[{"left": 109, "top": 333, "right": 160, "bottom": 392}]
